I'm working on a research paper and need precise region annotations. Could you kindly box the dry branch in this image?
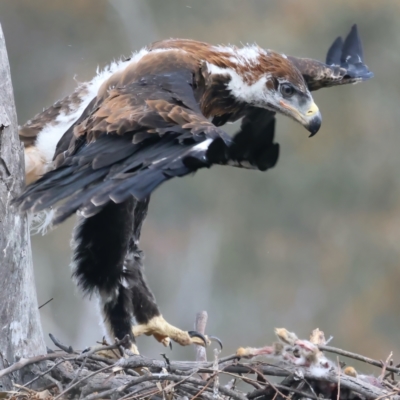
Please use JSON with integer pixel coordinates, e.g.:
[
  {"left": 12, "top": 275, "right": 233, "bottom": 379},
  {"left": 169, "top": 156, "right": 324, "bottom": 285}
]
[
  {"left": 194, "top": 311, "right": 210, "bottom": 380},
  {"left": 1, "top": 323, "right": 399, "bottom": 400},
  {"left": 318, "top": 345, "right": 399, "bottom": 374}
]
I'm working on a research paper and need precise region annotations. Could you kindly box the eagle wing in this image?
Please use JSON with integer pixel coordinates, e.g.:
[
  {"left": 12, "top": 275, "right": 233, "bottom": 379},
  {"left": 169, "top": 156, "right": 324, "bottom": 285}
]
[
  {"left": 288, "top": 24, "right": 373, "bottom": 91},
  {"left": 16, "top": 65, "right": 233, "bottom": 224},
  {"left": 216, "top": 108, "right": 279, "bottom": 172},
  {"left": 19, "top": 24, "right": 372, "bottom": 193}
]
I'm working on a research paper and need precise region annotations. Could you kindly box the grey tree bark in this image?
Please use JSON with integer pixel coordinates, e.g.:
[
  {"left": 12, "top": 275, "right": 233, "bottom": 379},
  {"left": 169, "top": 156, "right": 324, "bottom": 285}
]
[{"left": 0, "top": 24, "right": 46, "bottom": 390}]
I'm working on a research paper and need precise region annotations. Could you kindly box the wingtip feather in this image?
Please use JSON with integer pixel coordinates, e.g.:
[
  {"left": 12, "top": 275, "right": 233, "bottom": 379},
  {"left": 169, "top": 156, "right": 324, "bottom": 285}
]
[
  {"left": 325, "top": 36, "right": 343, "bottom": 65},
  {"left": 341, "top": 23, "right": 364, "bottom": 64}
]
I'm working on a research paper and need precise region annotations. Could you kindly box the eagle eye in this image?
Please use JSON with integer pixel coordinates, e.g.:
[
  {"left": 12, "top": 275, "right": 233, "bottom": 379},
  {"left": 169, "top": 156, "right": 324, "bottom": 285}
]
[{"left": 280, "top": 83, "right": 295, "bottom": 98}]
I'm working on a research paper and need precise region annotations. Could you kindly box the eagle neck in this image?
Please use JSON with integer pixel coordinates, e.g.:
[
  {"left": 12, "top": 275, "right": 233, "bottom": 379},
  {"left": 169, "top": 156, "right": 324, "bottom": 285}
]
[{"left": 199, "top": 64, "right": 246, "bottom": 119}]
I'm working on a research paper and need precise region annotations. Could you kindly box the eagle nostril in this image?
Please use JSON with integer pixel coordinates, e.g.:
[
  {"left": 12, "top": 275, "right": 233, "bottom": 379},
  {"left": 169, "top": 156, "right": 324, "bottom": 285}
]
[{"left": 306, "top": 103, "right": 319, "bottom": 116}]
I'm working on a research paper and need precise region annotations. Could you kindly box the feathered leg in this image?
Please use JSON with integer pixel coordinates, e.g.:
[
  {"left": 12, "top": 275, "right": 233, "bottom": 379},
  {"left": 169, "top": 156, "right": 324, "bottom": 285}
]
[
  {"left": 71, "top": 198, "right": 139, "bottom": 353},
  {"left": 123, "top": 198, "right": 160, "bottom": 324},
  {"left": 72, "top": 197, "right": 218, "bottom": 352},
  {"left": 127, "top": 199, "right": 218, "bottom": 349}
]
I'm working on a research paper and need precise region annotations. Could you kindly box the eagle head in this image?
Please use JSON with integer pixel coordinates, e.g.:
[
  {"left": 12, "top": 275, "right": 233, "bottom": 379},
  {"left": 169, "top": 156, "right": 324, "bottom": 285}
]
[
  {"left": 257, "top": 51, "right": 322, "bottom": 137},
  {"left": 206, "top": 48, "right": 322, "bottom": 136}
]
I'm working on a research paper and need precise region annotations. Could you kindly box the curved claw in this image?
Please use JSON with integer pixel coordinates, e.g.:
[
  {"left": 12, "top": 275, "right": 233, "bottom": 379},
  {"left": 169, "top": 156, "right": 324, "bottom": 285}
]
[
  {"left": 188, "top": 330, "right": 208, "bottom": 347},
  {"left": 209, "top": 335, "right": 223, "bottom": 350}
]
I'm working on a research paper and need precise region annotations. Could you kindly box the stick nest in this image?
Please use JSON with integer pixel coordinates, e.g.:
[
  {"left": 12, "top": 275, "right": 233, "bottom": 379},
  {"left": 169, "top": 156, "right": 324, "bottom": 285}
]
[{"left": 1, "top": 324, "right": 399, "bottom": 400}]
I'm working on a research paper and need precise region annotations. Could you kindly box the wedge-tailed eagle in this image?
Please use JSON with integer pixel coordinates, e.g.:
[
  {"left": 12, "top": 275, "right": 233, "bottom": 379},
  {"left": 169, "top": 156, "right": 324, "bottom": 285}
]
[{"left": 15, "top": 25, "right": 373, "bottom": 353}]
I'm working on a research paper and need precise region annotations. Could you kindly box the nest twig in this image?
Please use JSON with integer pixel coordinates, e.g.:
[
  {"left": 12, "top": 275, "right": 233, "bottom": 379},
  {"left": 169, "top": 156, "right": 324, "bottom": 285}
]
[{"left": 1, "top": 315, "right": 399, "bottom": 400}]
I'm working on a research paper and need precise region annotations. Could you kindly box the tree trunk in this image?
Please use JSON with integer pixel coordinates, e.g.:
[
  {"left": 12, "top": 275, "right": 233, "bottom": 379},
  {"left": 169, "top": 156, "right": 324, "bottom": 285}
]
[{"left": 0, "top": 24, "right": 46, "bottom": 390}]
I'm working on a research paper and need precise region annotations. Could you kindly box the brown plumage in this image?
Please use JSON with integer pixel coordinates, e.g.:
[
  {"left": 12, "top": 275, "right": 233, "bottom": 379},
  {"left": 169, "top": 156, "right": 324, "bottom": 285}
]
[
  {"left": 73, "top": 45, "right": 305, "bottom": 142},
  {"left": 150, "top": 39, "right": 307, "bottom": 87},
  {"left": 20, "top": 26, "right": 372, "bottom": 185},
  {"left": 15, "top": 25, "right": 372, "bottom": 354}
]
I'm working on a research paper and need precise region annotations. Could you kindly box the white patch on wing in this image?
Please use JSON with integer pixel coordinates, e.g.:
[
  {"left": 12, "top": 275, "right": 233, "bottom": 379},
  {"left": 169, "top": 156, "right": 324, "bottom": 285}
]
[
  {"left": 191, "top": 138, "right": 213, "bottom": 151},
  {"left": 185, "top": 138, "right": 213, "bottom": 163},
  {"left": 31, "top": 47, "right": 172, "bottom": 175},
  {"left": 33, "top": 47, "right": 189, "bottom": 169},
  {"left": 27, "top": 47, "right": 185, "bottom": 235}
]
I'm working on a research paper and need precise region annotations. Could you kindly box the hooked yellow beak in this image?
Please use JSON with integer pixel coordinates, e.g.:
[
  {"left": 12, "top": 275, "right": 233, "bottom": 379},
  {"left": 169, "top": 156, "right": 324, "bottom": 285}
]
[
  {"left": 279, "top": 100, "right": 322, "bottom": 137},
  {"left": 304, "top": 102, "right": 322, "bottom": 137}
]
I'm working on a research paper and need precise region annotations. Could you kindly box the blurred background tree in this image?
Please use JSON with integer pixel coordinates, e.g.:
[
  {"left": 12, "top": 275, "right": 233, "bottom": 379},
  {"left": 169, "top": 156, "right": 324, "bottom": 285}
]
[{"left": 1, "top": 0, "right": 399, "bottom": 368}]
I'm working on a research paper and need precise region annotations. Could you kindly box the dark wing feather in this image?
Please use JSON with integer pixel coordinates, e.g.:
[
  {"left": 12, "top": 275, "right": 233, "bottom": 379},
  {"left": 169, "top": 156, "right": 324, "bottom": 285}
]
[
  {"left": 229, "top": 108, "right": 279, "bottom": 171},
  {"left": 325, "top": 37, "right": 343, "bottom": 66},
  {"left": 15, "top": 68, "right": 233, "bottom": 224},
  {"left": 340, "top": 24, "right": 364, "bottom": 65},
  {"left": 288, "top": 24, "right": 373, "bottom": 91}
]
